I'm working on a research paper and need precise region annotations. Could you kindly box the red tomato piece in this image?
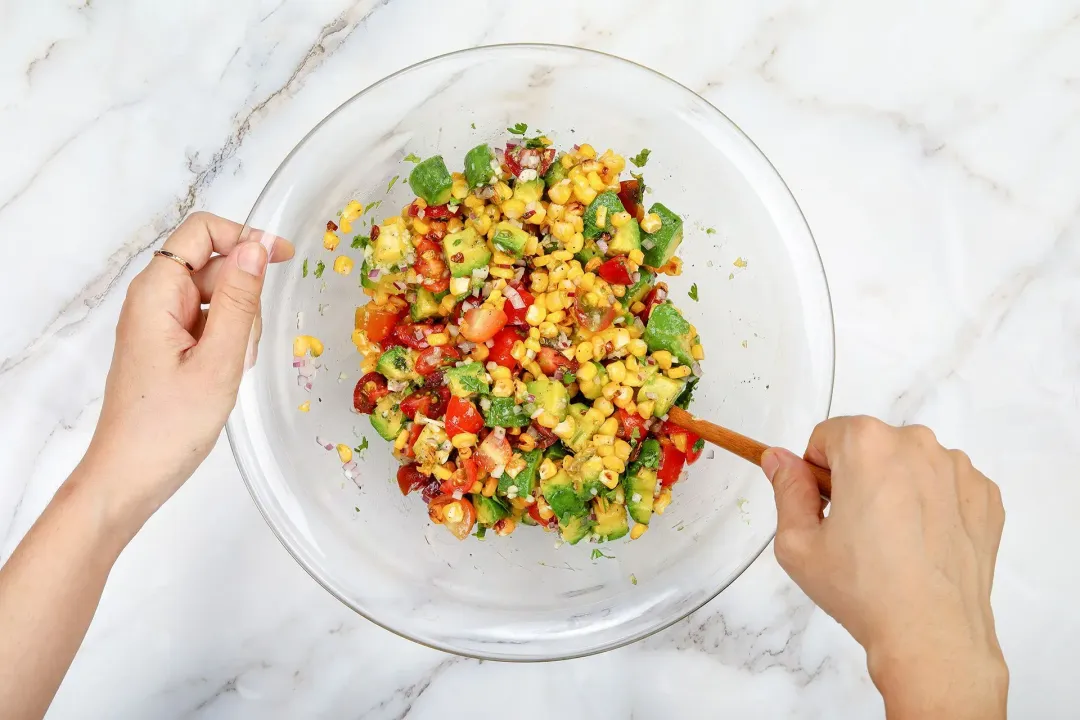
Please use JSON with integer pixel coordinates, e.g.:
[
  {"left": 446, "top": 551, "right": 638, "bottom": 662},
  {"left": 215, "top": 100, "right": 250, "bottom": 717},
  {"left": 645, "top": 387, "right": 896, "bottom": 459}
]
[
  {"left": 527, "top": 502, "right": 558, "bottom": 529},
  {"left": 503, "top": 145, "right": 523, "bottom": 177},
  {"left": 537, "top": 147, "right": 557, "bottom": 176},
  {"left": 660, "top": 419, "right": 702, "bottom": 464},
  {"left": 445, "top": 396, "right": 484, "bottom": 438},
  {"left": 397, "top": 464, "right": 429, "bottom": 495},
  {"left": 657, "top": 439, "right": 687, "bottom": 487},
  {"left": 460, "top": 306, "right": 508, "bottom": 343},
  {"left": 536, "top": 346, "right": 579, "bottom": 377},
  {"left": 415, "top": 345, "right": 461, "bottom": 376},
  {"left": 362, "top": 305, "right": 404, "bottom": 344},
  {"left": 463, "top": 454, "right": 480, "bottom": 488},
  {"left": 597, "top": 256, "right": 634, "bottom": 286},
  {"left": 571, "top": 296, "right": 617, "bottom": 332},
  {"left": 353, "top": 372, "right": 389, "bottom": 414},
  {"left": 426, "top": 203, "right": 459, "bottom": 219},
  {"left": 476, "top": 431, "right": 513, "bottom": 472},
  {"left": 528, "top": 421, "right": 559, "bottom": 450},
  {"left": 413, "top": 238, "right": 450, "bottom": 293},
  {"left": 400, "top": 386, "right": 449, "bottom": 422},
  {"left": 617, "top": 179, "right": 644, "bottom": 220},
  {"left": 501, "top": 286, "right": 535, "bottom": 326},
  {"left": 428, "top": 495, "right": 477, "bottom": 540},
  {"left": 614, "top": 408, "right": 650, "bottom": 443},
  {"left": 392, "top": 322, "right": 445, "bottom": 350},
  {"left": 404, "top": 422, "right": 424, "bottom": 458},
  {"left": 637, "top": 285, "right": 668, "bottom": 321},
  {"left": 488, "top": 327, "right": 524, "bottom": 371}
]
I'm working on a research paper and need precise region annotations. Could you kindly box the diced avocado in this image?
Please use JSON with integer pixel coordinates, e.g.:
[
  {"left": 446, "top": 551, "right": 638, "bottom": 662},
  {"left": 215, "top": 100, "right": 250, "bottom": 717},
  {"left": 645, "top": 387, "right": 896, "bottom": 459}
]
[
  {"left": 371, "top": 222, "right": 409, "bottom": 269},
  {"left": 473, "top": 494, "right": 509, "bottom": 526},
  {"left": 483, "top": 396, "right": 530, "bottom": 428},
  {"left": 544, "top": 443, "right": 568, "bottom": 463},
  {"left": 625, "top": 267, "right": 655, "bottom": 306},
  {"left": 541, "top": 469, "right": 586, "bottom": 521},
  {"left": 559, "top": 514, "right": 593, "bottom": 545},
  {"left": 625, "top": 466, "right": 657, "bottom": 525},
  {"left": 360, "top": 259, "right": 405, "bottom": 292},
  {"left": 637, "top": 368, "right": 687, "bottom": 418},
  {"left": 526, "top": 377, "right": 569, "bottom": 422},
  {"left": 635, "top": 437, "right": 663, "bottom": 471},
  {"left": 643, "top": 302, "right": 699, "bottom": 367},
  {"left": 442, "top": 227, "right": 492, "bottom": 278},
  {"left": 566, "top": 403, "right": 601, "bottom": 454},
  {"left": 445, "top": 362, "right": 489, "bottom": 397},
  {"left": 578, "top": 362, "right": 609, "bottom": 400},
  {"left": 607, "top": 218, "right": 641, "bottom": 256},
  {"left": 583, "top": 191, "right": 625, "bottom": 239},
  {"left": 641, "top": 202, "right": 684, "bottom": 268},
  {"left": 464, "top": 144, "right": 496, "bottom": 188},
  {"left": 543, "top": 155, "right": 569, "bottom": 187},
  {"left": 513, "top": 178, "right": 544, "bottom": 205},
  {"left": 593, "top": 498, "right": 629, "bottom": 541},
  {"left": 408, "top": 155, "right": 453, "bottom": 206},
  {"left": 491, "top": 221, "right": 529, "bottom": 259},
  {"left": 376, "top": 346, "right": 414, "bottom": 381},
  {"left": 369, "top": 393, "right": 405, "bottom": 441},
  {"left": 499, "top": 449, "right": 542, "bottom": 497},
  {"left": 410, "top": 288, "right": 442, "bottom": 321},
  {"left": 573, "top": 452, "right": 606, "bottom": 498},
  {"left": 412, "top": 422, "right": 451, "bottom": 468},
  {"left": 575, "top": 239, "right": 604, "bottom": 266}
]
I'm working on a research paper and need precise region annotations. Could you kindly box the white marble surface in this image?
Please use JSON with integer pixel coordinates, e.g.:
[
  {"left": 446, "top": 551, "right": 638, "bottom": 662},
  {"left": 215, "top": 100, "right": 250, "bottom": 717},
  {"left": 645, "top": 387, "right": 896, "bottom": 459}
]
[{"left": 1, "top": 0, "right": 1078, "bottom": 717}]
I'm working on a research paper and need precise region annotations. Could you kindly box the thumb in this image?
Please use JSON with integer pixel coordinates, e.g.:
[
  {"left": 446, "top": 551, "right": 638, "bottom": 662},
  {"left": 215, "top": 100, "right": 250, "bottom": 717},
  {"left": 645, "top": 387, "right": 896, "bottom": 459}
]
[
  {"left": 762, "top": 447, "right": 822, "bottom": 571},
  {"left": 197, "top": 241, "right": 268, "bottom": 374}
]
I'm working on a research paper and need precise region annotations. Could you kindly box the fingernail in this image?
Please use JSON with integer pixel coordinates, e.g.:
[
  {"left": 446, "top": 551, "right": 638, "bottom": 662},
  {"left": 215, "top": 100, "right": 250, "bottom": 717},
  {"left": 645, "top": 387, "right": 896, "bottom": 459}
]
[
  {"left": 236, "top": 241, "right": 268, "bottom": 276},
  {"left": 258, "top": 233, "right": 277, "bottom": 260},
  {"left": 244, "top": 327, "right": 257, "bottom": 371},
  {"left": 761, "top": 449, "right": 780, "bottom": 481}
]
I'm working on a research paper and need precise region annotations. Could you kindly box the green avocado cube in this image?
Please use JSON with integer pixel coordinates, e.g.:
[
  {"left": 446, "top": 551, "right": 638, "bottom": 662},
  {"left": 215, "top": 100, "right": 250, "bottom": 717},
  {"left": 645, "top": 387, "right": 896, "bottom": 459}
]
[
  {"left": 543, "top": 155, "right": 569, "bottom": 187},
  {"left": 582, "top": 191, "right": 626, "bottom": 239},
  {"left": 499, "top": 449, "right": 542, "bottom": 497},
  {"left": 594, "top": 499, "right": 629, "bottom": 541},
  {"left": 445, "top": 362, "right": 489, "bottom": 397},
  {"left": 559, "top": 514, "right": 593, "bottom": 545},
  {"left": 369, "top": 393, "right": 405, "bottom": 441},
  {"left": 526, "top": 377, "right": 569, "bottom": 422},
  {"left": 643, "top": 302, "right": 698, "bottom": 368},
  {"left": 637, "top": 369, "right": 687, "bottom": 418},
  {"left": 483, "top": 396, "right": 531, "bottom": 428},
  {"left": 375, "top": 346, "right": 414, "bottom": 381},
  {"left": 472, "top": 494, "right": 509, "bottom": 526},
  {"left": 624, "top": 267, "right": 655, "bottom": 306},
  {"left": 442, "top": 227, "right": 492, "bottom": 278},
  {"left": 410, "top": 288, "right": 442, "bottom": 321},
  {"left": 641, "top": 202, "right": 683, "bottom": 268},
  {"left": 625, "top": 466, "right": 657, "bottom": 525},
  {"left": 408, "top": 155, "right": 453, "bottom": 206},
  {"left": 491, "top": 221, "right": 529, "bottom": 259},
  {"left": 541, "top": 469, "right": 585, "bottom": 521},
  {"left": 513, "top": 179, "right": 544, "bottom": 205},
  {"left": 607, "top": 218, "right": 641, "bottom": 256},
  {"left": 464, "top": 144, "right": 496, "bottom": 188}
]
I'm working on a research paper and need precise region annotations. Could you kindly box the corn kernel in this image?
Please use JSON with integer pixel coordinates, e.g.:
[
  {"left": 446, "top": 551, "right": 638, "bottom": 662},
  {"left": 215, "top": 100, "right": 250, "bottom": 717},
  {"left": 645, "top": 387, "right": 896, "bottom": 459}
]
[
  {"left": 603, "top": 455, "right": 625, "bottom": 473},
  {"left": 600, "top": 469, "right": 620, "bottom": 489},
  {"left": 578, "top": 143, "right": 597, "bottom": 159},
  {"left": 464, "top": 194, "right": 484, "bottom": 209},
  {"left": 549, "top": 263, "right": 569, "bottom": 285},
  {"left": 525, "top": 304, "right": 547, "bottom": 326},
  {"left": 551, "top": 250, "right": 573, "bottom": 263},
  {"left": 624, "top": 355, "right": 639, "bottom": 372},
  {"left": 593, "top": 434, "right": 614, "bottom": 447},
  {"left": 298, "top": 401, "right": 311, "bottom": 412},
  {"left": 631, "top": 301, "right": 646, "bottom": 314},
  {"left": 332, "top": 256, "right": 354, "bottom": 275},
  {"left": 548, "top": 180, "right": 573, "bottom": 205},
  {"left": 536, "top": 410, "right": 558, "bottom": 429},
  {"left": 451, "top": 432, "right": 478, "bottom": 449},
  {"left": 596, "top": 444, "right": 614, "bottom": 458},
  {"left": 630, "top": 523, "right": 648, "bottom": 540},
  {"left": 652, "top": 350, "right": 673, "bottom": 370},
  {"left": 601, "top": 382, "right": 620, "bottom": 401},
  {"left": 539, "top": 458, "right": 558, "bottom": 481},
  {"left": 587, "top": 171, "right": 606, "bottom": 193},
  {"left": 451, "top": 178, "right": 469, "bottom": 200},
  {"left": 692, "top": 344, "right": 705, "bottom": 361},
  {"left": 667, "top": 364, "right": 692, "bottom": 379},
  {"left": 593, "top": 397, "right": 615, "bottom": 417},
  {"left": 637, "top": 400, "right": 656, "bottom": 419},
  {"left": 613, "top": 440, "right": 632, "bottom": 461},
  {"left": 293, "top": 335, "right": 324, "bottom": 357},
  {"left": 606, "top": 361, "right": 627, "bottom": 384},
  {"left": 501, "top": 198, "right": 526, "bottom": 219},
  {"left": 610, "top": 211, "right": 631, "bottom": 229},
  {"left": 470, "top": 344, "right": 489, "bottom": 361},
  {"left": 573, "top": 184, "right": 598, "bottom": 205},
  {"left": 524, "top": 235, "right": 539, "bottom": 255},
  {"left": 422, "top": 332, "right": 448, "bottom": 347},
  {"left": 323, "top": 230, "right": 340, "bottom": 251},
  {"left": 640, "top": 213, "right": 662, "bottom": 234},
  {"left": 595, "top": 206, "right": 608, "bottom": 229},
  {"left": 494, "top": 517, "right": 517, "bottom": 536},
  {"left": 493, "top": 250, "right": 515, "bottom": 265},
  {"left": 335, "top": 444, "right": 353, "bottom": 464},
  {"left": 577, "top": 362, "right": 598, "bottom": 382},
  {"left": 490, "top": 265, "right": 515, "bottom": 279},
  {"left": 583, "top": 408, "right": 605, "bottom": 426},
  {"left": 474, "top": 215, "right": 492, "bottom": 235},
  {"left": 598, "top": 417, "right": 619, "bottom": 436},
  {"left": 492, "top": 377, "right": 515, "bottom": 397},
  {"left": 613, "top": 386, "right": 634, "bottom": 408},
  {"left": 394, "top": 429, "right": 410, "bottom": 451},
  {"left": 525, "top": 205, "right": 546, "bottom": 224},
  {"left": 654, "top": 488, "right": 673, "bottom": 515},
  {"left": 624, "top": 339, "right": 646, "bottom": 358},
  {"left": 545, "top": 310, "right": 566, "bottom": 325}
]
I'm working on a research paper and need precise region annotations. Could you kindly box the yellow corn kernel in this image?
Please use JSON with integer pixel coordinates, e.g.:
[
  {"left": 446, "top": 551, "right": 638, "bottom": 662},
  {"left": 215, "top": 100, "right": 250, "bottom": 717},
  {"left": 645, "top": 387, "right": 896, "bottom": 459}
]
[
  {"left": 419, "top": 332, "right": 447, "bottom": 347},
  {"left": 490, "top": 265, "right": 515, "bottom": 280},
  {"left": 492, "top": 377, "right": 515, "bottom": 397},
  {"left": 637, "top": 400, "right": 656, "bottom": 419},
  {"left": 451, "top": 178, "right": 469, "bottom": 200},
  {"left": 535, "top": 321, "right": 556, "bottom": 339},
  {"left": 594, "top": 205, "right": 608, "bottom": 229},
  {"left": 551, "top": 250, "right": 572, "bottom": 263},
  {"left": 593, "top": 397, "right": 615, "bottom": 417},
  {"left": 601, "top": 382, "right": 620, "bottom": 401},
  {"left": 654, "top": 488, "right": 673, "bottom": 515},
  {"left": 394, "top": 429, "right": 410, "bottom": 451},
  {"left": 470, "top": 344, "right": 490, "bottom": 362},
  {"left": 692, "top": 344, "right": 705, "bottom": 361},
  {"left": 501, "top": 198, "right": 526, "bottom": 219},
  {"left": 510, "top": 341, "right": 528, "bottom": 362},
  {"left": 524, "top": 360, "right": 543, "bottom": 377},
  {"left": 539, "top": 458, "right": 558, "bottom": 481},
  {"left": 482, "top": 476, "right": 498, "bottom": 497},
  {"left": 544, "top": 291, "right": 564, "bottom": 312},
  {"left": 630, "top": 301, "right": 646, "bottom": 314},
  {"left": 628, "top": 248, "right": 645, "bottom": 265},
  {"left": 525, "top": 304, "right": 546, "bottom": 326},
  {"left": 413, "top": 217, "right": 432, "bottom": 235},
  {"left": 603, "top": 455, "right": 625, "bottom": 473},
  {"left": 625, "top": 339, "right": 647, "bottom": 358},
  {"left": 551, "top": 221, "right": 574, "bottom": 243},
  {"left": 323, "top": 230, "right": 340, "bottom": 251},
  {"left": 494, "top": 181, "right": 514, "bottom": 202},
  {"left": 537, "top": 495, "right": 556, "bottom": 520},
  {"left": 596, "top": 444, "right": 614, "bottom": 458},
  {"left": 624, "top": 355, "right": 639, "bottom": 373},
  {"left": 598, "top": 417, "right": 619, "bottom": 437},
  {"left": 549, "top": 263, "right": 569, "bottom": 285},
  {"left": 576, "top": 361, "right": 598, "bottom": 382},
  {"left": 566, "top": 232, "right": 584, "bottom": 255},
  {"left": 587, "top": 171, "right": 606, "bottom": 192},
  {"left": 578, "top": 143, "right": 597, "bottom": 159},
  {"left": 293, "top": 335, "right": 324, "bottom": 357},
  {"left": 336, "top": 444, "right": 353, "bottom": 464},
  {"left": 624, "top": 370, "right": 646, "bottom": 389},
  {"left": 489, "top": 365, "right": 512, "bottom": 382},
  {"left": 548, "top": 180, "right": 572, "bottom": 205},
  {"left": 573, "top": 184, "right": 598, "bottom": 205},
  {"left": 524, "top": 235, "right": 539, "bottom": 256},
  {"left": 600, "top": 469, "right": 620, "bottom": 490},
  {"left": 475, "top": 215, "right": 494, "bottom": 235},
  {"left": 492, "top": 250, "right": 515, "bottom": 265},
  {"left": 667, "top": 365, "right": 692, "bottom": 379},
  {"left": 545, "top": 310, "right": 566, "bottom": 325},
  {"left": 640, "top": 213, "right": 663, "bottom": 234},
  {"left": 332, "top": 256, "right": 353, "bottom": 275},
  {"left": 574, "top": 343, "right": 594, "bottom": 363},
  {"left": 451, "top": 432, "right": 478, "bottom": 449},
  {"left": 630, "top": 523, "right": 648, "bottom": 540},
  {"left": 494, "top": 517, "right": 517, "bottom": 536},
  {"left": 613, "top": 386, "right": 634, "bottom": 408},
  {"left": 569, "top": 214, "right": 585, "bottom": 233},
  {"left": 517, "top": 433, "right": 536, "bottom": 452},
  {"left": 613, "top": 440, "right": 632, "bottom": 461},
  {"left": 592, "top": 434, "right": 614, "bottom": 447},
  {"left": 536, "top": 410, "right": 559, "bottom": 429},
  {"left": 525, "top": 205, "right": 546, "bottom": 225},
  {"left": 529, "top": 272, "right": 549, "bottom": 294},
  {"left": 360, "top": 353, "right": 378, "bottom": 374},
  {"left": 463, "top": 194, "right": 484, "bottom": 209},
  {"left": 652, "top": 350, "right": 673, "bottom": 370},
  {"left": 298, "top": 400, "right": 311, "bottom": 412},
  {"left": 582, "top": 408, "right": 604, "bottom": 427},
  {"left": 431, "top": 464, "right": 453, "bottom": 481},
  {"left": 606, "top": 361, "right": 627, "bottom": 384},
  {"left": 608, "top": 211, "right": 630, "bottom": 229}
]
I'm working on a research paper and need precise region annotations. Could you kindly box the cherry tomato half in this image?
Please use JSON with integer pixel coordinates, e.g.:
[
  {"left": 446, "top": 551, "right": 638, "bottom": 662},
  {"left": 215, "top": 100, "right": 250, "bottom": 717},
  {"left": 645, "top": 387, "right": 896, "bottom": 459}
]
[
  {"left": 571, "top": 295, "right": 617, "bottom": 333},
  {"left": 400, "top": 386, "right": 451, "bottom": 421},
  {"left": 392, "top": 322, "right": 445, "bottom": 350},
  {"left": 597, "top": 256, "right": 635, "bottom": 286},
  {"left": 489, "top": 327, "right": 524, "bottom": 371},
  {"left": 414, "top": 345, "right": 461, "bottom": 376},
  {"left": 660, "top": 419, "right": 703, "bottom": 464},
  {"left": 460, "top": 306, "right": 508, "bottom": 343},
  {"left": 614, "top": 408, "right": 650, "bottom": 443},
  {"left": 397, "top": 463, "right": 430, "bottom": 495},
  {"left": 501, "top": 286, "right": 535, "bottom": 327},
  {"left": 536, "top": 346, "right": 578, "bottom": 377},
  {"left": 617, "top": 179, "right": 644, "bottom": 221},
  {"left": 353, "top": 372, "right": 389, "bottom": 414},
  {"left": 657, "top": 438, "right": 687, "bottom": 487},
  {"left": 414, "top": 237, "right": 450, "bottom": 293},
  {"left": 528, "top": 421, "right": 559, "bottom": 450},
  {"left": 445, "top": 396, "right": 484, "bottom": 438},
  {"left": 362, "top": 305, "right": 404, "bottom": 344},
  {"left": 404, "top": 422, "right": 424, "bottom": 459},
  {"left": 527, "top": 502, "right": 558, "bottom": 529},
  {"left": 476, "top": 431, "right": 513, "bottom": 472},
  {"left": 428, "top": 495, "right": 477, "bottom": 540}
]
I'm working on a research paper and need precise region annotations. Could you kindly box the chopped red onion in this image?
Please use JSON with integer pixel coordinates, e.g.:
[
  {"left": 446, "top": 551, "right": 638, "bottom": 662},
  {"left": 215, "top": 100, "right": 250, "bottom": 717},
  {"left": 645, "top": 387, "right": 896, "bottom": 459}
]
[
  {"left": 394, "top": 281, "right": 407, "bottom": 292},
  {"left": 492, "top": 427, "right": 506, "bottom": 441},
  {"left": 316, "top": 436, "right": 334, "bottom": 451},
  {"left": 505, "top": 286, "right": 525, "bottom": 309},
  {"left": 631, "top": 272, "right": 641, "bottom": 283},
  {"left": 292, "top": 359, "right": 306, "bottom": 368},
  {"left": 368, "top": 268, "right": 382, "bottom": 281},
  {"left": 414, "top": 327, "right": 425, "bottom": 340},
  {"left": 452, "top": 490, "right": 464, "bottom": 500},
  {"left": 691, "top": 361, "right": 702, "bottom": 375},
  {"left": 641, "top": 239, "right": 655, "bottom": 250},
  {"left": 484, "top": 339, "right": 495, "bottom": 348},
  {"left": 491, "top": 464, "right": 505, "bottom": 478},
  {"left": 448, "top": 325, "right": 460, "bottom": 337},
  {"left": 596, "top": 239, "right": 609, "bottom": 253}
]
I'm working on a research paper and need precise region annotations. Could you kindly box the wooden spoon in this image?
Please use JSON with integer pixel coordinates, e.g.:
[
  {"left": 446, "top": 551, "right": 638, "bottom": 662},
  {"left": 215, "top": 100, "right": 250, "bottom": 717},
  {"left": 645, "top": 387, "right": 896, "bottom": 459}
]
[{"left": 667, "top": 406, "right": 832, "bottom": 499}]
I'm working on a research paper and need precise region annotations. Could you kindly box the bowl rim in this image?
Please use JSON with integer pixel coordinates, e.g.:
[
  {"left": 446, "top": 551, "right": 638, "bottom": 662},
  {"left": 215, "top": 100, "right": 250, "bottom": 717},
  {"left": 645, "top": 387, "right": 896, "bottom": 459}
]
[{"left": 227, "top": 42, "right": 836, "bottom": 662}]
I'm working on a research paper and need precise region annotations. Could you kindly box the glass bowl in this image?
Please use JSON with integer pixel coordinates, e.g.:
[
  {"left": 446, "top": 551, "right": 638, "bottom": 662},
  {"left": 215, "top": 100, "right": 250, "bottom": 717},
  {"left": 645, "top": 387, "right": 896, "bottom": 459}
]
[{"left": 227, "top": 44, "right": 833, "bottom": 661}]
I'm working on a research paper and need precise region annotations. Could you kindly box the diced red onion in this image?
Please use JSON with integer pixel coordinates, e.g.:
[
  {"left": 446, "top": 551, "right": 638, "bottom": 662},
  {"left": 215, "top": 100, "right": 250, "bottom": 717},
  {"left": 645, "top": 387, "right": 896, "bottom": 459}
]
[
  {"left": 484, "top": 339, "right": 495, "bottom": 348},
  {"left": 304, "top": 381, "right": 313, "bottom": 391},
  {"left": 394, "top": 281, "right": 407, "bottom": 292},
  {"left": 316, "top": 436, "right": 334, "bottom": 451},
  {"left": 505, "top": 286, "right": 525, "bottom": 309},
  {"left": 641, "top": 239, "right": 655, "bottom": 250},
  {"left": 298, "top": 364, "right": 316, "bottom": 379},
  {"left": 417, "top": 209, "right": 426, "bottom": 219},
  {"left": 452, "top": 490, "right": 464, "bottom": 500},
  {"left": 480, "top": 398, "right": 492, "bottom": 411},
  {"left": 513, "top": 266, "right": 525, "bottom": 282},
  {"left": 472, "top": 266, "right": 489, "bottom": 279},
  {"left": 530, "top": 407, "right": 544, "bottom": 419},
  {"left": 491, "top": 464, "right": 505, "bottom": 478},
  {"left": 631, "top": 272, "right": 641, "bottom": 283},
  {"left": 691, "top": 361, "right": 702, "bottom": 375},
  {"left": 459, "top": 341, "right": 476, "bottom": 352},
  {"left": 292, "top": 359, "right": 306, "bottom": 368},
  {"left": 448, "top": 325, "right": 460, "bottom": 337},
  {"left": 462, "top": 301, "right": 475, "bottom": 312},
  {"left": 492, "top": 427, "right": 506, "bottom": 441},
  {"left": 343, "top": 460, "right": 358, "bottom": 473},
  {"left": 368, "top": 268, "right": 382, "bottom": 280},
  {"left": 596, "top": 239, "right": 608, "bottom": 253},
  {"left": 414, "top": 328, "right": 425, "bottom": 340}
]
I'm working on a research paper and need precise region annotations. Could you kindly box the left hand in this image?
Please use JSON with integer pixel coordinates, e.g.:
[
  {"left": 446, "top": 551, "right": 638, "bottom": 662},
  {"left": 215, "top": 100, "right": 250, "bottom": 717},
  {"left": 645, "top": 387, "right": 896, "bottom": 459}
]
[{"left": 80, "top": 212, "right": 293, "bottom": 526}]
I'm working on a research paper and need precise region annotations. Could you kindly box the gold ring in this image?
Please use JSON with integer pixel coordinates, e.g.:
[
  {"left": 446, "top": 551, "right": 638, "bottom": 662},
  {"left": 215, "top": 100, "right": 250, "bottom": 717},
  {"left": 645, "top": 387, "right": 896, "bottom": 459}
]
[{"left": 154, "top": 250, "right": 195, "bottom": 274}]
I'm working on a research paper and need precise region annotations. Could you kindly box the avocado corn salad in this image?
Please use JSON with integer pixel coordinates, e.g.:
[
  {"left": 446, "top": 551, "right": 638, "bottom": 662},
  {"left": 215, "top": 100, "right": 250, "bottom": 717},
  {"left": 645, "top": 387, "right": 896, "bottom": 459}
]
[{"left": 343, "top": 134, "right": 706, "bottom": 544}]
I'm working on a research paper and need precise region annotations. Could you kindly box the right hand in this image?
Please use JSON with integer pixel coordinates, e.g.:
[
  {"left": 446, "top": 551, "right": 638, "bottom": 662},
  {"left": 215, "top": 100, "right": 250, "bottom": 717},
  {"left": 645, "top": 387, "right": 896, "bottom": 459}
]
[{"left": 762, "top": 417, "right": 1008, "bottom": 719}]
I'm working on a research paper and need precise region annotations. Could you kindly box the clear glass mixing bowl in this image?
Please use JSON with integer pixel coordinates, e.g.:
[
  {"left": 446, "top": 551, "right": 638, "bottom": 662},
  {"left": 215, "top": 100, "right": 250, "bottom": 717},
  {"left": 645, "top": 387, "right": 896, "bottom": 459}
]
[{"left": 227, "top": 45, "right": 834, "bottom": 661}]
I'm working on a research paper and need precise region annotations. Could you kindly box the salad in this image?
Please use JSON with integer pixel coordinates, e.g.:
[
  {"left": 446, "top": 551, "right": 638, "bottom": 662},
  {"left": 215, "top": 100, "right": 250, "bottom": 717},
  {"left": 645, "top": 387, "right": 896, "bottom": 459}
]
[{"left": 304, "top": 130, "right": 707, "bottom": 545}]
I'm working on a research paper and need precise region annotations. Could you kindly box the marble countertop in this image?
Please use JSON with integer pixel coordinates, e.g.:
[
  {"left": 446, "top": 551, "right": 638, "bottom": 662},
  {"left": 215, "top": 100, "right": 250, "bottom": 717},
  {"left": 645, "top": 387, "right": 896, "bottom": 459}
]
[{"left": 2, "top": 1, "right": 1078, "bottom": 717}]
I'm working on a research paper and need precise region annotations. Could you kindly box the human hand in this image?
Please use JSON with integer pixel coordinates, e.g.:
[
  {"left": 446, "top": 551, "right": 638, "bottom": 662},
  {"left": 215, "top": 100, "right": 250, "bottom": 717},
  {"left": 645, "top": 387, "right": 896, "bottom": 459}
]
[
  {"left": 79, "top": 212, "right": 293, "bottom": 532},
  {"left": 762, "top": 417, "right": 1007, "bottom": 719}
]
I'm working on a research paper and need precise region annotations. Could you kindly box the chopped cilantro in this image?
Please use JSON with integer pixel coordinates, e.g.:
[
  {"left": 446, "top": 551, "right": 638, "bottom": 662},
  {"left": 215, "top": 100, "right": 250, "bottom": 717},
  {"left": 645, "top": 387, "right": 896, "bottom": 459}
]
[
  {"left": 630, "top": 170, "right": 647, "bottom": 197},
  {"left": 302, "top": 258, "right": 309, "bottom": 278},
  {"left": 675, "top": 377, "right": 698, "bottom": 410},
  {"left": 692, "top": 438, "right": 705, "bottom": 454},
  {"left": 525, "top": 135, "right": 547, "bottom": 149},
  {"left": 474, "top": 526, "right": 487, "bottom": 540},
  {"left": 630, "top": 148, "right": 651, "bottom": 167},
  {"left": 561, "top": 372, "right": 576, "bottom": 385},
  {"left": 386, "top": 175, "right": 399, "bottom": 192},
  {"left": 591, "top": 549, "right": 614, "bottom": 560},
  {"left": 403, "top": 153, "right": 421, "bottom": 163},
  {"left": 630, "top": 428, "right": 642, "bottom": 442},
  {"left": 470, "top": 122, "right": 476, "bottom": 129},
  {"left": 362, "top": 200, "right": 382, "bottom": 216},
  {"left": 354, "top": 437, "right": 369, "bottom": 455},
  {"left": 351, "top": 235, "right": 370, "bottom": 250},
  {"left": 706, "top": 227, "right": 717, "bottom": 235},
  {"left": 507, "top": 122, "right": 528, "bottom": 135},
  {"left": 630, "top": 573, "right": 638, "bottom": 585},
  {"left": 688, "top": 283, "right": 699, "bottom": 301},
  {"left": 314, "top": 260, "right": 326, "bottom": 279},
  {"left": 355, "top": 506, "right": 360, "bottom": 512}
]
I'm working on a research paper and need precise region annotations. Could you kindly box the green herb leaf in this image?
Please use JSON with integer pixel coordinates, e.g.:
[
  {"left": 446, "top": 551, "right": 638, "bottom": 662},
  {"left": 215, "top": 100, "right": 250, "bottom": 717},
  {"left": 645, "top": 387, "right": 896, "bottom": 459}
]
[
  {"left": 302, "top": 259, "right": 309, "bottom": 278},
  {"left": 630, "top": 573, "right": 638, "bottom": 585},
  {"left": 354, "top": 437, "right": 369, "bottom": 455},
  {"left": 688, "top": 283, "right": 699, "bottom": 301},
  {"left": 403, "top": 153, "right": 421, "bottom": 163},
  {"left": 355, "top": 506, "right": 360, "bottom": 512},
  {"left": 561, "top": 372, "right": 576, "bottom": 385},
  {"left": 692, "top": 438, "right": 705, "bottom": 454},
  {"left": 314, "top": 260, "right": 326, "bottom": 279},
  {"left": 507, "top": 122, "right": 528, "bottom": 135},
  {"left": 475, "top": 526, "right": 487, "bottom": 540},
  {"left": 591, "top": 549, "right": 614, "bottom": 560},
  {"left": 351, "top": 235, "right": 370, "bottom": 250},
  {"left": 637, "top": 438, "right": 662, "bottom": 470},
  {"left": 525, "top": 136, "right": 547, "bottom": 149},
  {"left": 630, "top": 170, "right": 647, "bottom": 199},
  {"left": 386, "top": 175, "right": 399, "bottom": 192},
  {"left": 674, "top": 377, "right": 698, "bottom": 410},
  {"left": 362, "top": 200, "right": 382, "bottom": 216},
  {"left": 705, "top": 227, "right": 717, "bottom": 235},
  {"left": 470, "top": 122, "right": 476, "bottom": 129},
  {"left": 630, "top": 148, "right": 651, "bottom": 167}
]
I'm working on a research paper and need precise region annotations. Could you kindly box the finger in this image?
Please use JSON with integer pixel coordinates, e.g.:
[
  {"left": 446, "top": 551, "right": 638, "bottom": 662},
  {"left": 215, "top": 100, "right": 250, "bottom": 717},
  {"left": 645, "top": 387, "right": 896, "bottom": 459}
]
[
  {"left": 194, "top": 241, "right": 268, "bottom": 382},
  {"left": 192, "top": 240, "right": 295, "bottom": 303},
  {"left": 805, "top": 415, "right": 887, "bottom": 470},
  {"left": 158, "top": 212, "right": 246, "bottom": 273},
  {"left": 762, "top": 448, "right": 823, "bottom": 571}
]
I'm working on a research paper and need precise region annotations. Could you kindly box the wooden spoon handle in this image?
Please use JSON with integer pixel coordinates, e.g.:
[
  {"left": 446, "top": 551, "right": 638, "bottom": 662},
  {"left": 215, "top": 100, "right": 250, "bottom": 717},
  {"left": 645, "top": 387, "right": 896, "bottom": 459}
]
[{"left": 667, "top": 406, "right": 832, "bottom": 499}]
